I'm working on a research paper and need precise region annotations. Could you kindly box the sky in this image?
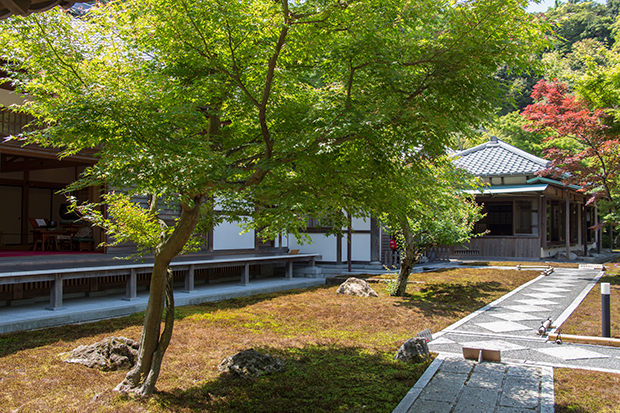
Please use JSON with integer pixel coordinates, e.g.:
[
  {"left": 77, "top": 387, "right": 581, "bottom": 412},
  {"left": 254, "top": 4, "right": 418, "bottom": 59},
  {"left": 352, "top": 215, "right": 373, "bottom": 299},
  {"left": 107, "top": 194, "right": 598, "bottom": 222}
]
[{"left": 526, "top": 0, "right": 606, "bottom": 13}]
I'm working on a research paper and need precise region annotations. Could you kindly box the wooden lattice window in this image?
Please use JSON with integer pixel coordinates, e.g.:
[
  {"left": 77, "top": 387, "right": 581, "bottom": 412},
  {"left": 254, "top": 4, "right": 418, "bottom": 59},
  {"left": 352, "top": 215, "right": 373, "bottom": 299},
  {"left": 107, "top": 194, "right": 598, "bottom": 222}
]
[{"left": 0, "top": 109, "right": 33, "bottom": 137}]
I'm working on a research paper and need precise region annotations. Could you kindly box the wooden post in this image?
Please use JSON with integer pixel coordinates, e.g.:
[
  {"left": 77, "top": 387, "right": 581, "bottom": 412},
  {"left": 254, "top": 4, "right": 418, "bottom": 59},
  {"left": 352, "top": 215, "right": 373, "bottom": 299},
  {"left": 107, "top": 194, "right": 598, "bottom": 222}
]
[
  {"left": 566, "top": 191, "right": 571, "bottom": 260},
  {"left": 336, "top": 233, "right": 342, "bottom": 265},
  {"left": 285, "top": 260, "right": 293, "bottom": 280},
  {"left": 12, "top": 283, "right": 23, "bottom": 300},
  {"left": 241, "top": 263, "right": 250, "bottom": 286},
  {"left": 583, "top": 204, "right": 588, "bottom": 257},
  {"left": 370, "top": 217, "right": 381, "bottom": 263},
  {"left": 596, "top": 205, "right": 601, "bottom": 254},
  {"left": 184, "top": 264, "right": 195, "bottom": 293},
  {"left": 46, "top": 273, "right": 64, "bottom": 310},
  {"left": 347, "top": 213, "right": 352, "bottom": 273},
  {"left": 124, "top": 268, "right": 138, "bottom": 301},
  {"left": 21, "top": 172, "right": 29, "bottom": 246},
  {"left": 540, "top": 195, "right": 547, "bottom": 252},
  {"left": 88, "top": 277, "right": 99, "bottom": 295}
]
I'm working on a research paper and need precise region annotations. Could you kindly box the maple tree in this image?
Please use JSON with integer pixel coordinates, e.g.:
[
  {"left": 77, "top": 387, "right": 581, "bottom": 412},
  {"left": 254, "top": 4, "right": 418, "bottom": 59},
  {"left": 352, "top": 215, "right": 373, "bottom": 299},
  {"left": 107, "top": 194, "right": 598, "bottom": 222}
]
[
  {"left": 1, "top": 0, "right": 548, "bottom": 396},
  {"left": 522, "top": 79, "right": 620, "bottom": 226}
]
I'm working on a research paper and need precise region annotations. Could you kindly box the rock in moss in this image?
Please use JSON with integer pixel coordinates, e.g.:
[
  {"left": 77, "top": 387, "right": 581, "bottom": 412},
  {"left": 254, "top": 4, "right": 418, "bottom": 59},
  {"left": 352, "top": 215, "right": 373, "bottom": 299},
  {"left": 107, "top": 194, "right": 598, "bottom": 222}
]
[
  {"left": 336, "top": 277, "right": 378, "bottom": 297},
  {"left": 394, "top": 337, "right": 430, "bottom": 364},
  {"left": 64, "top": 336, "right": 139, "bottom": 371},
  {"left": 218, "top": 348, "right": 284, "bottom": 379}
]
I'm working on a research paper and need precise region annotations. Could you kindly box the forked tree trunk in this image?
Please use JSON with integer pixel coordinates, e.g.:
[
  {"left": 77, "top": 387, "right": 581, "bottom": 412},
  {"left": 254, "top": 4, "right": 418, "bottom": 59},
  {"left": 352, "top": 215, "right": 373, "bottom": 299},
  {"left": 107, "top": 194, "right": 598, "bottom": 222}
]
[
  {"left": 392, "top": 225, "right": 424, "bottom": 297},
  {"left": 115, "top": 196, "right": 204, "bottom": 395}
]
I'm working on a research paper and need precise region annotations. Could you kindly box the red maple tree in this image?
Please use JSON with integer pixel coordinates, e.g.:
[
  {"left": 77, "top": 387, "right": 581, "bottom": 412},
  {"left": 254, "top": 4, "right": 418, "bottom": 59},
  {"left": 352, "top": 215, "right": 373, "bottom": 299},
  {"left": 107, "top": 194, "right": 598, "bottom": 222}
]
[{"left": 522, "top": 79, "right": 620, "bottom": 225}]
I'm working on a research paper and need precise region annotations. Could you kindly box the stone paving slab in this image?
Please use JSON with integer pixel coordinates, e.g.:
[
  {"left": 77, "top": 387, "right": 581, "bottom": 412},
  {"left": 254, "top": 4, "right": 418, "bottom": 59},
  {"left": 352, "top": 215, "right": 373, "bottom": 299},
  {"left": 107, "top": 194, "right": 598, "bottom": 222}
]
[{"left": 394, "top": 356, "right": 549, "bottom": 413}]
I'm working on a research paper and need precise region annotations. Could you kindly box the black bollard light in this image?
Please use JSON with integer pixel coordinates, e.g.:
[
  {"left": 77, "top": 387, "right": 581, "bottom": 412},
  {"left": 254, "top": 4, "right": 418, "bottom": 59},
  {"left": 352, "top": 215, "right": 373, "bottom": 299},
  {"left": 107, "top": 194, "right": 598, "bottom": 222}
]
[{"left": 602, "top": 282, "right": 611, "bottom": 338}]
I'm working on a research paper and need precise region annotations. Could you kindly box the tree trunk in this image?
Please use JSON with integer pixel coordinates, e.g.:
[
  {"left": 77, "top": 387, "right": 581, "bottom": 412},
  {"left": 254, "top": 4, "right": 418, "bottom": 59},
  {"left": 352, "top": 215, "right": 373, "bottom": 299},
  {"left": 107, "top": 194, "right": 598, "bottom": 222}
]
[
  {"left": 394, "top": 250, "right": 415, "bottom": 296},
  {"left": 392, "top": 224, "right": 422, "bottom": 297},
  {"left": 115, "top": 195, "right": 204, "bottom": 395}
]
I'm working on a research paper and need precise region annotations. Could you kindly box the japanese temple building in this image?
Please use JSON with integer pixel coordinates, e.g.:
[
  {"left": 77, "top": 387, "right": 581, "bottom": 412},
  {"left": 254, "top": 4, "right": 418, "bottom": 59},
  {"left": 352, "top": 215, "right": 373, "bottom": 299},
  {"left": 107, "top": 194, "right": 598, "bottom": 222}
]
[{"left": 451, "top": 136, "right": 599, "bottom": 259}]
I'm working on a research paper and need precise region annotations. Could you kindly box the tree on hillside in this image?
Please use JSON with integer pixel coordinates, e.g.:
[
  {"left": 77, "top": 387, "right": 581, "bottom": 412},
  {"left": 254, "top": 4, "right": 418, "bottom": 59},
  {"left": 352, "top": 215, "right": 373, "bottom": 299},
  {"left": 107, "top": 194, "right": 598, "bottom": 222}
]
[
  {"left": 481, "top": 112, "right": 548, "bottom": 156},
  {"left": 522, "top": 79, "right": 620, "bottom": 226},
  {"left": 545, "top": 0, "right": 616, "bottom": 54},
  {"left": 493, "top": 0, "right": 620, "bottom": 117},
  {"left": 541, "top": 37, "right": 612, "bottom": 91},
  {"left": 1, "top": 0, "right": 548, "bottom": 395}
]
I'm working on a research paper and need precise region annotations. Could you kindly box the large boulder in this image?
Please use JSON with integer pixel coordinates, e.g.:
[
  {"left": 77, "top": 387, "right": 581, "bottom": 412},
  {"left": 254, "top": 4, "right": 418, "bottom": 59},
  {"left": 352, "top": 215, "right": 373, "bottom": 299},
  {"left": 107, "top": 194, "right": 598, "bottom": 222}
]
[
  {"left": 218, "top": 349, "right": 284, "bottom": 379},
  {"left": 64, "top": 336, "right": 139, "bottom": 371},
  {"left": 336, "top": 277, "right": 378, "bottom": 297},
  {"left": 394, "top": 337, "right": 431, "bottom": 364}
]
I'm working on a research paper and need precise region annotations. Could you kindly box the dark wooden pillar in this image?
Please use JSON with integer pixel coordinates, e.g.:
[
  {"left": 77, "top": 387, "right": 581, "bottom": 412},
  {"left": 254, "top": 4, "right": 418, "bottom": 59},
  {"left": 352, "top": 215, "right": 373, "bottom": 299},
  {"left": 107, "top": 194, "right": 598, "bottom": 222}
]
[
  {"left": 347, "top": 213, "right": 352, "bottom": 272},
  {"left": 539, "top": 195, "right": 547, "bottom": 252},
  {"left": 583, "top": 204, "right": 588, "bottom": 257},
  {"left": 336, "top": 233, "right": 342, "bottom": 265},
  {"left": 596, "top": 206, "right": 601, "bottom": 254},
  {"left": 208, "top": 228, "right": 214, "bottom": 252},
  {"left": 370, "top": 217, "right": 381, "bottom": 263},
  {"left": 20, "top": 171, "right": 29, "bottom": 246},
  {"left": 565, "top": 192, "right": 570, "bottom": 259}
]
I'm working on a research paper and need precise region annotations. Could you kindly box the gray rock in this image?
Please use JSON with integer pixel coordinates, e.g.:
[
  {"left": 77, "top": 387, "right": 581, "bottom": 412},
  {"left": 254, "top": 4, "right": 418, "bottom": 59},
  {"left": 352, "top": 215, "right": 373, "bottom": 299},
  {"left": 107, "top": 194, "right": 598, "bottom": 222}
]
[
  {"left": 336, "top": 277, "right": 378, "bottom": 297},
  {"left": 64, "top": 336, "right": 139, "bottom": 371},
  {"left": 218, "top": 348, "right": 284, "bottom": 379},
  {"left": 558, "top": 251, "right": 578, "bottom": 260},
  {"left": 395, "top": 337, "right": 431, "bottom": 363}
]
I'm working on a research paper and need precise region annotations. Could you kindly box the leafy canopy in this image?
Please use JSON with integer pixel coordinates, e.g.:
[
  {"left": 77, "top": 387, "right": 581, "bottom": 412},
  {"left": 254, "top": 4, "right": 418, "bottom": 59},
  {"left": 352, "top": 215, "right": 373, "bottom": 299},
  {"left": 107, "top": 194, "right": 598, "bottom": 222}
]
[
  {"left": 0, "top": 0, "right": 549, "bottom": 239},
  {"left": 522, "top": 79, "right": 620, "bottom": 225}
]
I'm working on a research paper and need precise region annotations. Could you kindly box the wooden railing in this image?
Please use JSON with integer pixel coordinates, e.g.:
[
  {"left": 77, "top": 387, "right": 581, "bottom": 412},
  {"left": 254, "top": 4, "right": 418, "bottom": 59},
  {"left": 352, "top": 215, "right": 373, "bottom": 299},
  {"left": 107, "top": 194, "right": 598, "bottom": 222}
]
[{"left": 0, "top": 253, "right": 321, "bottom": 310}]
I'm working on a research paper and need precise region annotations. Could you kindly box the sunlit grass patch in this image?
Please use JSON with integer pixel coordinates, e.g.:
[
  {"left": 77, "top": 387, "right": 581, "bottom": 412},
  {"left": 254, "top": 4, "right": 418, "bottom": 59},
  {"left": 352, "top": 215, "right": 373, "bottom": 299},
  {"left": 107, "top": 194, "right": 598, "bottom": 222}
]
[
  {"left": 555, "top": 368, "right": 620, "bottom": 413},
  {"left": 557, "top": 261, "right": 620, "bottom": 341}
]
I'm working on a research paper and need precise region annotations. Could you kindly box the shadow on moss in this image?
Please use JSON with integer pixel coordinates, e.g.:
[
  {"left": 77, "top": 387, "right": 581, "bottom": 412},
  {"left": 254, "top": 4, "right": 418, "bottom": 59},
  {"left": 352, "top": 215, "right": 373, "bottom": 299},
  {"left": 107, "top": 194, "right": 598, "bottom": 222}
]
[
  {"left": 143, "top": 345, "right": 432, "bottom": 413},
  {"left": 394, "top": 281, "right": 504, "bottom": 317}
]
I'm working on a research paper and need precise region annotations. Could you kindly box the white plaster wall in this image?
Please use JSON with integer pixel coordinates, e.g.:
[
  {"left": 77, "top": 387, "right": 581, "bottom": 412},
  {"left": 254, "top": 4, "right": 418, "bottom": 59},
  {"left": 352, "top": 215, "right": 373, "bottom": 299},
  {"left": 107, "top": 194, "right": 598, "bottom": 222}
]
[
  {"left": 30, "top": 167, "right": 75, "bottom": 184},
  {"left": 351, "top": 233, "right": 371, "bottom": 261},
  {"left": 288, "top": 232, "right": 371, "bottom": 262},
  {"left": 213, "top": 220, "right": 255, "bottom": 250},
  {"left": 351, "top": 217, "right": 371, "bottom": 231},
  {"left": 274, "top": 234, "right": 288, "bottom": 248},
  {"left": 0, "top": 171, "right": 23, "bottom": 180},
  {"left": 288, "top": 233, "right": 337, "bottom": 262},
  {"left": 0, "top": 89, "right": 26, "bottom": 107},
  {"left": 504, "top": 176, "right": 528, "bottom": 185}
]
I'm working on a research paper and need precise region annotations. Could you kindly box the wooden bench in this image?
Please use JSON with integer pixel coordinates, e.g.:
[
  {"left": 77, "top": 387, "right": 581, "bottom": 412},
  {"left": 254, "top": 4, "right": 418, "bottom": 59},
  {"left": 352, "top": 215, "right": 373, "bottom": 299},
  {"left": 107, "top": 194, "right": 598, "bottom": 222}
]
[{"left": 0, "top": 253, "right": 321, "bottom": 310}]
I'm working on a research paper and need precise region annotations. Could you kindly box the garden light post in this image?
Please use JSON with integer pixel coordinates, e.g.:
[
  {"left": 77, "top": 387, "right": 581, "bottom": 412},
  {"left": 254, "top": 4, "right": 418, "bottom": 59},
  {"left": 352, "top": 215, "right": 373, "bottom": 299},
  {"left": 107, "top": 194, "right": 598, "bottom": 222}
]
[{"left": 602, "top": 282, "right": 611, "bottom": 338}]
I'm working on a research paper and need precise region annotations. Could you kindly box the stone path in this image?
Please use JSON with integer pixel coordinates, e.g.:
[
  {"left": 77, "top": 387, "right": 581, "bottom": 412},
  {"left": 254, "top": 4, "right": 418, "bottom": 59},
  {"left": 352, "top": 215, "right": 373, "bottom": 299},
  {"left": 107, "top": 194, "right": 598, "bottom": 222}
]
[{"left": 394, "top": 266, "right": 620, "bottom": 413}]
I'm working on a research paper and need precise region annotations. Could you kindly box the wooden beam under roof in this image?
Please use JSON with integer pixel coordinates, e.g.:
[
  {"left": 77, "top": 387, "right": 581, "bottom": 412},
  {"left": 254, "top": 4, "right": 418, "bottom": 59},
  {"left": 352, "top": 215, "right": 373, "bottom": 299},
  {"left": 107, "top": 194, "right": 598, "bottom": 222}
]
[
  {"left": 0, "top": 152, "right": 88, "bottom": 172},
  {"left": 0, "top": 0, "right": 81, "bottom": 19}
]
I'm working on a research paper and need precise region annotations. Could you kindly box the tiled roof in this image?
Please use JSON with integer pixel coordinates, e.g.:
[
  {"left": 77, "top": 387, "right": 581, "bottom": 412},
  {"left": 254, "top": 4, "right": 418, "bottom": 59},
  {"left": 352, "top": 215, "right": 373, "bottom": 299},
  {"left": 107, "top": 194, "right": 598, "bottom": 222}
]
[{"left": 453, "top": 137, "right": 550, "bottom": 177}]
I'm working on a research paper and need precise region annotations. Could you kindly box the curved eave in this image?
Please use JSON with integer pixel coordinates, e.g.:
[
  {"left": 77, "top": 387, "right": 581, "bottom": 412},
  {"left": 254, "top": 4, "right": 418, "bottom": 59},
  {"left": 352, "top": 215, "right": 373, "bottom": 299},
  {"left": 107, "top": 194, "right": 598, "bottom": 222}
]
[{"left": 526, "top": 176, "right": 582, "bottom": 190}]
